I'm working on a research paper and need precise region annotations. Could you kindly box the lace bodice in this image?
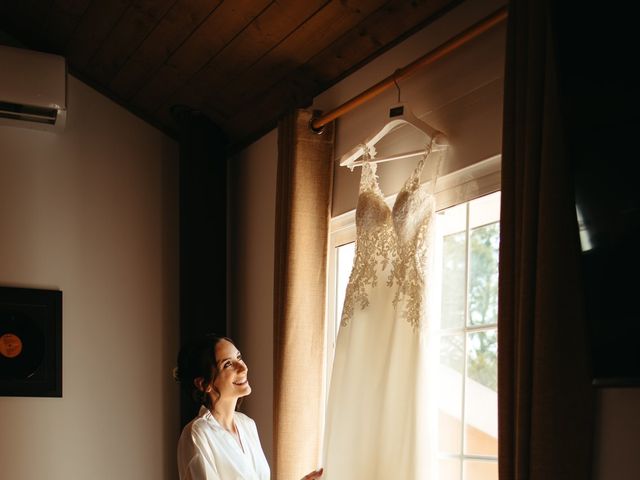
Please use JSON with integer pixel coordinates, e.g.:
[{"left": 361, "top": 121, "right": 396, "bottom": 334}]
[{"left": 341, "top": 149, "right": 437, "bottom": 331}]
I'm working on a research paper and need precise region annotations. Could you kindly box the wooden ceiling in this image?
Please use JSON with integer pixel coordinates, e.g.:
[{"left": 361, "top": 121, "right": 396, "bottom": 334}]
[{"left": 0, "top": 0, "right": 461, "bottom": 150}]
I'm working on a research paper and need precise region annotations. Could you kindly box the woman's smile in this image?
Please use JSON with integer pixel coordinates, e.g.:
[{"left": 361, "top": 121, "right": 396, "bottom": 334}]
[{"left": 213, "top": 339, "right": 252, "bottom": 399}]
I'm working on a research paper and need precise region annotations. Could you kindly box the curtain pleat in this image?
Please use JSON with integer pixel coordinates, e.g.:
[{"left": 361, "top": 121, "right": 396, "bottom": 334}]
[
  {"left": 498, "top": 1, "right": 594, "bottom": 479},
  {"left": 273, "top": 109, "right": 334, "bottom": 480}
]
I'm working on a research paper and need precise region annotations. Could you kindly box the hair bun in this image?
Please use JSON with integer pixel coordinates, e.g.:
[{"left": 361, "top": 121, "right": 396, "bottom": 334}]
[{"left": 172, "top": 366, "right": 180, "bottom": 382}]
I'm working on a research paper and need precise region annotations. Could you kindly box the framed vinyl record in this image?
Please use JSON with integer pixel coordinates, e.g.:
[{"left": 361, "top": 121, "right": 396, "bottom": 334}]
[{"left": 0, "top": 286, "right": 62, "bottom": 397}]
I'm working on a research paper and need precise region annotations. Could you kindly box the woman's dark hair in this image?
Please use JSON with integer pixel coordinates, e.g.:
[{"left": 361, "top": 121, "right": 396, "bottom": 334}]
[{"left": 174, "top": 333, "right": 237, "bottom": 409}]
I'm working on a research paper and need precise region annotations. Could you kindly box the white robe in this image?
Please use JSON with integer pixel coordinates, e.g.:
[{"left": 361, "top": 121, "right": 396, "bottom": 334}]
[{"left": 178, "top": 406, "right": 270, "bottom": 480}]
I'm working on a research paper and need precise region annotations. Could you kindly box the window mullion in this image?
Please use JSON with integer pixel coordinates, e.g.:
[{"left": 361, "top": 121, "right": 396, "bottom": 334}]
[{"left": 459, "top": 202, "right": 471, "bottom": 480}]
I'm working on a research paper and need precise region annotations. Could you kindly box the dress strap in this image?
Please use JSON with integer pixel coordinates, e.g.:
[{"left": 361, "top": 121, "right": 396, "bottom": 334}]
[
  {"left": 402, "top": 138, "right": 443, "bottom": 195},
  {"left": 403, "top": 139, "right": 432, "bottom": 192},
  {"left": 428, "top": 137, "right": 444, "bottom": 196},
  {"left": 358, "top": 144, "right": 383, "bottom": 195}
]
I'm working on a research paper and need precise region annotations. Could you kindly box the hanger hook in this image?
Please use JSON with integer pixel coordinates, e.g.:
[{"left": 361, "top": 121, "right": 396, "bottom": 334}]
[{"left": 393, "top": 76, "right": 401, "bottom": 103}]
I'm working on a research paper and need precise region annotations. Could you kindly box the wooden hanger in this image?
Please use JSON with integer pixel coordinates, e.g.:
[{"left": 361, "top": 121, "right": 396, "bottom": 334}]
[{"left": 339, "top": 102, "right": 448, "bottom": 170}]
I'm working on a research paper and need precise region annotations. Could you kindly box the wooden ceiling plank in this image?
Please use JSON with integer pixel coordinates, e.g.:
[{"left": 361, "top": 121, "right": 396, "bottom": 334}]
[
  {"left": 152, "top": 0, "right": 331, "bottom": 118},
  {"left": 163, "top": 0, "right": 275, "bottom": 74},
  {"left": 65, "top": 0, "right": 134, "bottom": 71},
  {"left": 43, "top": 2, "right": 91, "bottom": 53},
  {"left": 204, "top": 61, "right": 322, "bottom": 146},
  {"left": 56, "top": 0, "right": 91, "bottom": 16},
  {"left": 0, "top": 0, "right": 90, "bottom": 51},
  {"left": 207, "top": 0, "right": 389, "bottom": 116},
  {"left": 0, "top": 0, "right": 53, "bottom": 51},
  {"left": 131, "top": 0, "right": 273, "bottom": 113},
  {"left": 304, "top": 0, "right": 457, "bottom": 84},
  {"left": 84, "top": 0, "right": 178, "bottom": 83},
  {"left": 109, "top": 0, "right": 223, "bottom": 100},
  {"left": 43, "top": 10, "right": 77, "bottom": 52},
  {"left": 0, "top": 1, "right": 37, "bottom": 45},
  {"left": 43, "top": 0, "right": 94, "bottom": 53},
  {"left": 224, "top": 70, "right": 318, "bottom": 146}
]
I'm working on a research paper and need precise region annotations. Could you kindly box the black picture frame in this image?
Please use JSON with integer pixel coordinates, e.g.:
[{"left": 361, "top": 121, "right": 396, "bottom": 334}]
[{"left": 0, "top": 286, "right": 62, "bottom": 397}]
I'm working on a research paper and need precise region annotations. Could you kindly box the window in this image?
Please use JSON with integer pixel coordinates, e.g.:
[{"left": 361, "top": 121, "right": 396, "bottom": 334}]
[
  {"left": 435, "top": 191, "right": 500, "bottom": 480},
  {"left": 326, "top": 190, "right": 500, "bottom": 480}
]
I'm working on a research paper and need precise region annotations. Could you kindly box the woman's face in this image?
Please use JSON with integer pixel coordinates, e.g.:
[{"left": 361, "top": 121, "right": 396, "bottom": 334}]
[{"left": 211, "top": 339, "right": 251, "bottom": 400}]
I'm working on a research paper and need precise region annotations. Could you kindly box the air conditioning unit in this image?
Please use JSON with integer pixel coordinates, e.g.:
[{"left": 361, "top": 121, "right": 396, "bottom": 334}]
[{"left": 0, "top": 45, "right": 67, "bottom": 132}]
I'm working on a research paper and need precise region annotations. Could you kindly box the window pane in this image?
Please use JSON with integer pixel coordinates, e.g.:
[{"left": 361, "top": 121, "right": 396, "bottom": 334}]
[
  {"left": 336, "top": 242, "right": 355, "bottom": 333},
  {"left": 439, "top": 458, "right": 462, "bottom": 480},
  {"left": 463, "top": 460, "right": 498, "bottom": 480},
  {"left": 469, "top": 222, "right": 499, "bottom": 326},
  {"left": 439, "top": 334, "right": 464, "bottom": 453},
  {"left": 464, "top": 330, "right": 498, "bottom": 456},
  {"left": 441, "top": 231, "right": 466, "bottom": 329}
]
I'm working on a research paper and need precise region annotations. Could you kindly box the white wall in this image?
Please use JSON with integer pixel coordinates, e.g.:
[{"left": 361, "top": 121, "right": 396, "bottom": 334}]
[
  {"left": 0, "top": 74, "right": 180, "bottom": 480},
  {"left": 228, "top": 0, "right": 506, "bottom": 468}
]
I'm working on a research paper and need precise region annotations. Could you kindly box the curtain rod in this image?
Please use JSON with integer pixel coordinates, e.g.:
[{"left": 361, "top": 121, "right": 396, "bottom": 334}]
[{"left": 310, "top": 6, "right": 508, "bottom": 132}]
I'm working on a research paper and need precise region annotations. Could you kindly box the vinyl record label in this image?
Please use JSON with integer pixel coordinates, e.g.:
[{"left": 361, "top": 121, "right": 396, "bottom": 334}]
[
  {"left": 0, "top": 333, "right": 23, "bottom": 358},
  {"left": 0, "top": 312, "right": 45, "bottom": 380}
]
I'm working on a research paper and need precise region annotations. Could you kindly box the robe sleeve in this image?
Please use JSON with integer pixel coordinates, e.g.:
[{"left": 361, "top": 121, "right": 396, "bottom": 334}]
[{"left": 178, "top": 429, "right": 221, "bottom": 480}]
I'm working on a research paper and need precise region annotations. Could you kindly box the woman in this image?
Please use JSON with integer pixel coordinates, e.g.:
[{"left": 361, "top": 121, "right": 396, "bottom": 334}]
[{"left": 175, "top": 334, "right": 324, "bottom": 480}]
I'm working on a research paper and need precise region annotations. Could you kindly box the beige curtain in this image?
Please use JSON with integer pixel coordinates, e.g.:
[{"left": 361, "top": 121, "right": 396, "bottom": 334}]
[
  {"left": 498, "top": 0, "right": 594, "bottom": 478},
  {"left": 273, "top": 109, "right": 334, "bottom": 480}
]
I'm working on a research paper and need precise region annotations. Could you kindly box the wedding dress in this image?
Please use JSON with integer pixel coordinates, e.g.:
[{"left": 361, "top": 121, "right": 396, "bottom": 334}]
[{"left": 322, "top": 147, "right": 439, "bottom": 479}]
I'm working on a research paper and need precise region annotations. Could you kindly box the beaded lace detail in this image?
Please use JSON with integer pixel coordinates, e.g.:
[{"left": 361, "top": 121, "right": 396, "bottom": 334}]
[
  {"left": 341, "top": 143, "right": 437, "bottom": 331},
  {"left": 389, "top": 155, "right": 434, "bottom": 330}
]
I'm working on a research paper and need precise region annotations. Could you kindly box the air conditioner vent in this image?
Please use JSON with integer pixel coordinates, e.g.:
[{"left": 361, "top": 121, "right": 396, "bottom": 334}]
[{"left": 0, "top": 101, "right": 58, "bottom": 125}]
